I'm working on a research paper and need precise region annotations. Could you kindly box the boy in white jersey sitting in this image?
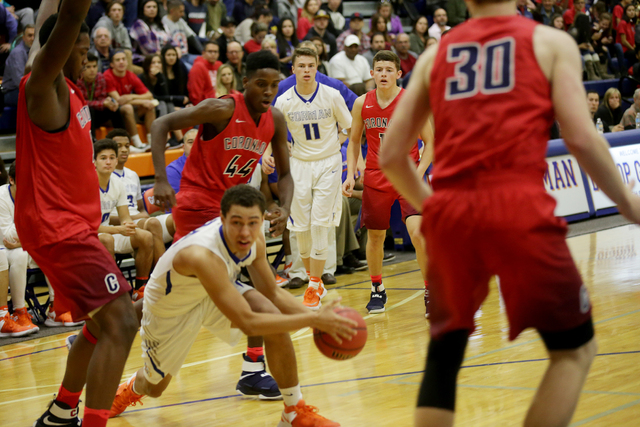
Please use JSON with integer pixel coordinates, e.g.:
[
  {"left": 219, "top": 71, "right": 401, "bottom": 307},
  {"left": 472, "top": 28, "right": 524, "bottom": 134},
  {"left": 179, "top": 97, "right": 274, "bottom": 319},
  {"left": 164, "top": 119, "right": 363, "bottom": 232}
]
[
  {"left": 94, "top": 139, "right": 155, "bottom": 300},
  {"left": 274, "top": 46, "right": 352, "bottom": 310},
  {"left": 110, "top": 185, "right": 355, "bottom": 427},
  {"left": 106, "top": 129, "right": 174, "bottom": 263}
]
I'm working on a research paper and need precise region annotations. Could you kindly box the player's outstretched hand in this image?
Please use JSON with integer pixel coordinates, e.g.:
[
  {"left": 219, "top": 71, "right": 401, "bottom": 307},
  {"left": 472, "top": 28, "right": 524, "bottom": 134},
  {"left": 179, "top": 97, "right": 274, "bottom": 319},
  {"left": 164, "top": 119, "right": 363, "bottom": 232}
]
[
  {"left": 617, "top": 181, "right": 640, "bottom": 224},
  {"left": 313, "top": 298, "right": 358, "bottom": 345},
  {"left": 266, "top": 206, "right": 288, "bottom": 237},
  {"left": 262, "top": 155, "right": 275, "bottom": 175},
  {"left": 154, "top": 180, "right": 176, "bottom": 211},
  {"left": 342, "top": 176, "right": 355, "bottom": 197}
]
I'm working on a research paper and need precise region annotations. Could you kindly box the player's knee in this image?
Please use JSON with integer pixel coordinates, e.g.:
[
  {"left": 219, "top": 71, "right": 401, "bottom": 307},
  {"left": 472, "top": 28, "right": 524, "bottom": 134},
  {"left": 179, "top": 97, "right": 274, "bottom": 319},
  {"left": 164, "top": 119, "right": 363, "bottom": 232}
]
[
  {"left": 417, "top": 330, "right": 469, "bottom": 410},
  {"left": 99, "top": 233, "right": 115, "bottom": 254},
  {"left": 311, "top": 225, "right": 329, "bottom": 260},
  {"left": 136, "top": 229, "right": 154, "bottom": 248},
  {"left": 297, "top": 230, "right": 312, "bottom": 258},
  {"left": 145, "top": 218, "right": 163, "bottom": 236},
  {"left": 120, "top": 104, "right": 134, "bottom": 116},
  {"left": 245, "top": 291, "right": 280, "bottom": 315},
  {"left": 97, "top": 294, "right": 139, "bottom": 341}
]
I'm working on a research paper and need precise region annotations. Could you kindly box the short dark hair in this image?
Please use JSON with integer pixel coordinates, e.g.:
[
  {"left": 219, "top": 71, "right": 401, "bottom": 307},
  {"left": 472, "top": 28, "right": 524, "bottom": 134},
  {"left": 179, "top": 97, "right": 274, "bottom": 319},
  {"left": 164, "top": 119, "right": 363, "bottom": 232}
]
[
  {"left": 204, "top": 40, "right": 219, "bottom": 50},
  {"left": 373, "top": 50, "right": 400, "bottom": 71},
  {"left": 251, "top": 22, "right": 268, "bottom": 37},
  {"left": 106, "top": 0, "right": 125, "bottom": 15},
  {"left": 93, "top": 138, "right": 119, "bottom": 160},
  {"left": 246, "top": 50, "right": 280, "bottom": 78},
  {"left": 86, "top": 51, "right": 99, "bottom": 64},
  {"left": 167, "top": 0, "right": 183, "bottom": 11},
  {"left": 8, "top": 162, "right": 15, "bottom": 181},
  {"left": 110, "top": 49, "right": 127, "bottom": 63},
  {"left": 40, "top": 14, "right": 90, "bottom": 46},
  {"left": 586, "top": 90, "right": 599, "bottom": 96},
  {"left": 106, "top": 128, "right": 131, "bottom": 142},
  {"left": 220, "top": 185, "right": 266, "bottom": 217}
]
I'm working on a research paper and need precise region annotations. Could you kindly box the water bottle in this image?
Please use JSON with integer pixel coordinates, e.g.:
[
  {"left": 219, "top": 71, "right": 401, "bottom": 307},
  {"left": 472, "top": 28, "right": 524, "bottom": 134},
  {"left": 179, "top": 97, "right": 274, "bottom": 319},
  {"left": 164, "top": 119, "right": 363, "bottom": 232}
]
[
  {"left": 636, "top": 112, "right": 640, "bottom": 129},
  {"left": 596, "top": 118, "right": 604, "bottom": 134}
]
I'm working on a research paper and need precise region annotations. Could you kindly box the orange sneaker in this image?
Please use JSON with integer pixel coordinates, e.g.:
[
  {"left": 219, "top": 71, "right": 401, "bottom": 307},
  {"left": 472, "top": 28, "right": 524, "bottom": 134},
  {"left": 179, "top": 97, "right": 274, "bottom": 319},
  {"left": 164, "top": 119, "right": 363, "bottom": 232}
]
[
  {"left": 303, "top": 287, "right": 321, "bottom": 311},
  {"left": 12, "top": 308, "right": 39, "bottom": 334},
  {"left": 275, "top": 274, "right": 289, "bottom": 288},
  {"left": 132, "top": 285, "right": 145, "bottom": 302},
  {"left": 277, "top": 400, "right": 340, "bottom": 427},
  {"left": 0, "top": 313, "right": 34, "bottom": 337},
  {"left": 110, "top": 374, "right": 144, "bottom": 418},
  {"left": 45, "top": 309, "right": 84, "bottom": 327}
]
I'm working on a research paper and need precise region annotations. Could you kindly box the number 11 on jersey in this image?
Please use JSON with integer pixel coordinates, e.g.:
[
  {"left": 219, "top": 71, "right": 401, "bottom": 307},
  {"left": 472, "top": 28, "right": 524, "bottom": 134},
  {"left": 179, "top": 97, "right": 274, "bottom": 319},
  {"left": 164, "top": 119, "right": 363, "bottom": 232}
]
[{"left": 303, "top": 123, "right": 321, "bottom": 140}]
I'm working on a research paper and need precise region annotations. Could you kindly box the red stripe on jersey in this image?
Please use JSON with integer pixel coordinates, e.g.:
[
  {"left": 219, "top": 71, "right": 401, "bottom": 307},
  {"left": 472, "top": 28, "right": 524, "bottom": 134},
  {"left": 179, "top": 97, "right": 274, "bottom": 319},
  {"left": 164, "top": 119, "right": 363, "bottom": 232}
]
[
  {"left": 180, "top": 93, "right": 275, "bottom": 198},
  {"left": 429, "top": 16, "right": 554, "bottom": 187},
  {"left": 15, "top": 74, "right": 101, "bottom": 249}
]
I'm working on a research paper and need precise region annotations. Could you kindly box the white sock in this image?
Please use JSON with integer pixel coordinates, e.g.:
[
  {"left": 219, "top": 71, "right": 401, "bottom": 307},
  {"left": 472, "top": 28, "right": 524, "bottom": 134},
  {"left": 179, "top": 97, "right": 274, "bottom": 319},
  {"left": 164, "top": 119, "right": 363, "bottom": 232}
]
[
  {"left": 372, "top": 283, "right": 385, "bottom": 292},
  {"left": 132, "top": 134, "right": 143, "bottom": 147},
  {"left": 0, "top": 308, "right": 7, "bottom": 317},
  {"left": 280, "top": 384, "right": 302, "bottom": 407}
]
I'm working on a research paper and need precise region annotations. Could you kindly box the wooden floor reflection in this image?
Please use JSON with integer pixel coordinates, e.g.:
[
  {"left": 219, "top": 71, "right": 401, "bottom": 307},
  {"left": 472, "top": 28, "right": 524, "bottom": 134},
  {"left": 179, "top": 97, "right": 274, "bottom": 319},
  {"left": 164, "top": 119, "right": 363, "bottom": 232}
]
[{"left": 2, "top": 225, "right": 640, "bottom": 426}]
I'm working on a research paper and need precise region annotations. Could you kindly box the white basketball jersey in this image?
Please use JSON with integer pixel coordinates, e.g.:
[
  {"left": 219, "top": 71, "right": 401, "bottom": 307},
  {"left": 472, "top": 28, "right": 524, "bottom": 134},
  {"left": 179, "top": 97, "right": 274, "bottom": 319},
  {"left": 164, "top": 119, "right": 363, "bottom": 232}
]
[
  {"left": 0, "top": 184, "right": 18, "bottom": 246},
  {"left": 275, "top": 82, "right": 352, "bottom": 161},
  {"left": 145, "top": 218, "right": 258, "bottom": 317},
  {"left": 100, "top": 177, "right": 128, "bottom": 226},
  {"left": 112, "top": 167, "right": 142, "bottom": 216}
]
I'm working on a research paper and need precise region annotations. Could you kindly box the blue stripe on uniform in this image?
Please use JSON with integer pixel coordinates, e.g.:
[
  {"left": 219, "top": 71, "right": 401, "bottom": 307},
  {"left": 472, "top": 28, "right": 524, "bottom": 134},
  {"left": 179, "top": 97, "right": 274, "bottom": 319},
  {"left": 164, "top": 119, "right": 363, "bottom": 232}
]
[{"left": 146, "top": 349, "right": 165, "bottom": 378}]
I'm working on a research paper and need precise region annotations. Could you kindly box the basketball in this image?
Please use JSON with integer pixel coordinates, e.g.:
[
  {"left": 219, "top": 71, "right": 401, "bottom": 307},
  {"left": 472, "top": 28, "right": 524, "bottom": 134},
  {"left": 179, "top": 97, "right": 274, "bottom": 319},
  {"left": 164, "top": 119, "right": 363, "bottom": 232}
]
[
  {"left": 314, "top": 307, "right": 367, "bottom": 360},
  {"left": 143, "top": 188, "right": 162, "bottom": 214}
]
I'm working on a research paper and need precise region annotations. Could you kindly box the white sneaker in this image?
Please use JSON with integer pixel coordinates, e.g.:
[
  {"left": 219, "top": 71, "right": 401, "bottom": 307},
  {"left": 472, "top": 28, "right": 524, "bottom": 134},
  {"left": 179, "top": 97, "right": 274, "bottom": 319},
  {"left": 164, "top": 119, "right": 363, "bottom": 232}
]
[
  {"left": 45, "top": 310, "right": 84, "bottom": 327},
  {"left": 129, "top": 144, "right": 150, "bottom": 153}
]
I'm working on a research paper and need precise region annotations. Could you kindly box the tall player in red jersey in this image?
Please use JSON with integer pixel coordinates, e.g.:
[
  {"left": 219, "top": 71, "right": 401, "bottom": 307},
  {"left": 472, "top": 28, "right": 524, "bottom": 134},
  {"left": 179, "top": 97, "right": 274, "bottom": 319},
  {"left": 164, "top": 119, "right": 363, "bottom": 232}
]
[
  {"left": 342, "top": 50, "right": 431, "bottom": 316},
  {"left": 382, "top": 1, "right": 640, "bottom": 426},
  {"left": 15, "top": 1, "right": 138, "bottom": 427},
  {"left": 150, "top": 50, "right": 293, "bottom": 400}
]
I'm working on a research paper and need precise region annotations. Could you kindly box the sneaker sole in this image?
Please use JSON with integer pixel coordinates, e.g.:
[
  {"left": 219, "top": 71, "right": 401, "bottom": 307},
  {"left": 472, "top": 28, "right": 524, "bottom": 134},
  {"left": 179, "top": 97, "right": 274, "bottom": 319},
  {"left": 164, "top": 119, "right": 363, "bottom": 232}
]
[
  {"left": 0, "top": 328, "right": 34, "bottom": 337},
  {"left": 367, "top": 307, "right": 386, "bottom": 314},
  {"left": 318, "top": 287, "right": 328, "bottom": 299},
  {"left": 236, "top": 388, "right": 282, "bottom": 400},
  {"left": 305, "top": 303, "right": 321, "bottom": 311}
]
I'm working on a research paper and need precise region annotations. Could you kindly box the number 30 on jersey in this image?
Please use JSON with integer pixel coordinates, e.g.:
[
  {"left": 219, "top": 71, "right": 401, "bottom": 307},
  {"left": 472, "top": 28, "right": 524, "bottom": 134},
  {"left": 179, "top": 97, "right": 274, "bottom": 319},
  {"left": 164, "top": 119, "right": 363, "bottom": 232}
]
[{"left": 445, "top": 37, "right": 515, "bottom": 100}]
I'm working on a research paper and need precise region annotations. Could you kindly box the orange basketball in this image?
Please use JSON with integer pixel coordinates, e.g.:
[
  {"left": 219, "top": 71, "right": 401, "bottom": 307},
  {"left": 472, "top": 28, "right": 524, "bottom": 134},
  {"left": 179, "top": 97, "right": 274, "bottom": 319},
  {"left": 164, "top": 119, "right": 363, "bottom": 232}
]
[
  {"left": 314, "top": 307, "right": 367, "bottom": 360},
  {"left": 143, "top": 188, "right": 162, "bottom": 214}
]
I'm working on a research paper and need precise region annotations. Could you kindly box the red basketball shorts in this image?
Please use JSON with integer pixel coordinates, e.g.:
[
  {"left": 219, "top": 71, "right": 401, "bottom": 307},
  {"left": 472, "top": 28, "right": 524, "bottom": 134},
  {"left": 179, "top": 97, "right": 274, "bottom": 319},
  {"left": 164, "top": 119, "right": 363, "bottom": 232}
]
[
  {"left": 421, "top": 176, "right": 591, "bottom": 341},
  {"left": 173, "top": 189, "right": 224, "bottom": 240},
  {"left": 27, "top": 228, "right": 131, "bottom": 321},
  {"left": 362, "top": 170, "right": 419, "bottom": 230}
]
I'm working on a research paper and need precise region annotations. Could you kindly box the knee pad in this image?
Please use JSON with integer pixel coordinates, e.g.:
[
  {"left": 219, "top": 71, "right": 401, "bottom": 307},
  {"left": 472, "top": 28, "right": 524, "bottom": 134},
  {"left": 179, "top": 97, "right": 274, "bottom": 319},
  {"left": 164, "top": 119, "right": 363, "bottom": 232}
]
[
  {"left": 417, "top": 330, "right": 469, "bottom": 411},
  {"left": 311, "top": 225, "right": 330, "bottom": 260},
  {"left": 297, "top": 230, "right": 312, "bottom": 259},
  {"left": 0, "top": 249, "right": 8, "bottom": 271}
]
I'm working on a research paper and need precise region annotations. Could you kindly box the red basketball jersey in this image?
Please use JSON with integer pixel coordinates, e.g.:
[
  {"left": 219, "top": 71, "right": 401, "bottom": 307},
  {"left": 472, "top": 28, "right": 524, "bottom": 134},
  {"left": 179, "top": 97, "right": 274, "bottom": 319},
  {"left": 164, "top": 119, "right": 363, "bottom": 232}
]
[
  {"left": 429, "top": 16, "right": 554, "bottom": 187},
  {"left": 362, "top": 88, "right": 420, "bottom": 191},
  {"left": 15, "top": 74, "right": 100, "bottom": 249},
  {"left": 180, "top": 92, "right": 274, "bottom": 196}
]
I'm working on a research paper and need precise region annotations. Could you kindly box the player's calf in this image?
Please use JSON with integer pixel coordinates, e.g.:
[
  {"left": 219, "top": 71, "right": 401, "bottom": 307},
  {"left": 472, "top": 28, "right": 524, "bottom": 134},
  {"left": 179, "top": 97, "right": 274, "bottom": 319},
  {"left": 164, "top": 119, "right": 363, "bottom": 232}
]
[
  {"left": 130, "top": 229, "right": 154, "bottom": 293},
  {"left": 142, "top": 217, "right": 166, "bottom": 263}
]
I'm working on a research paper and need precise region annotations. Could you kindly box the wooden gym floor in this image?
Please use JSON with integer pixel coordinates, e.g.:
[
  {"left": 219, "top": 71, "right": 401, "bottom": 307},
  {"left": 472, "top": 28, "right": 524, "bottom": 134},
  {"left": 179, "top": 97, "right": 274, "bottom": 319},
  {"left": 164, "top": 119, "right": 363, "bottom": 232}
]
[{"left": 2, "top": 224, "right": 640, "bottom": 426}]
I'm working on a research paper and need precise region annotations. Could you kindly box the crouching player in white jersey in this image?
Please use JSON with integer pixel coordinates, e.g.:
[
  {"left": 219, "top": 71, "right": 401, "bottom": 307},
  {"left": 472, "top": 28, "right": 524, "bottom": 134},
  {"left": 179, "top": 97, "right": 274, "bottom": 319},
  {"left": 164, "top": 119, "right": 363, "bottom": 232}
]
[
  {"left": 110, "top": 185, "right": 355, "bottom": 427},
  {"left": 274, "top": 46, "right": 352, "bottom": 310},
  {"left": 94, "top": 139, "right": 155, "bottom": 300}
]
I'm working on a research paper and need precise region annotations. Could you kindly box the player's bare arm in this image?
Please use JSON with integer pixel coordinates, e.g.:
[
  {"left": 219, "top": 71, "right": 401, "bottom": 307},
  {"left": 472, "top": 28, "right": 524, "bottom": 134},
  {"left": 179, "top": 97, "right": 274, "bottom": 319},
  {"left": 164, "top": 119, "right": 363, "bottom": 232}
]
[
  {"left": 380, "top": 46, "right": 437, "bottom": 211},
  {"left": 26, "top": 0, "right": 93, "bottom": 131},
  {"left": 266, "top": 107, "right": 293, "bottom": 237},
  {"left": 540, "top": 26, "right": 640, "bottom": 223},
  {"left": 416, "top": 120, "right": 434, "bottom": 179},
  {"left": 110, "top": 90, "right": 154, "bottom": 105},
  {"left": 172, "top": 245, "right": 357, "bottom": 339},
  {"left": 343, "top": 95, "right": 365, "bottom": 197},
  {"left": 24, "top": 0, "right": 60, "bottom": 74},
  {"left": 151, "top": 98, "right": 235, "bottom": 209}
]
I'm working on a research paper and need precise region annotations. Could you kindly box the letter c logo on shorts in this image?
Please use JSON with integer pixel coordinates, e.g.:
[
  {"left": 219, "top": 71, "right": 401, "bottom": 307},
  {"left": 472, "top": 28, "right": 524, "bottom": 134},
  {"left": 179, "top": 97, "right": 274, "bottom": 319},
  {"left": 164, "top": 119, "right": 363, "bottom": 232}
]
[{"left": 105, "top": 273, "right": 121, "bottom": 294}]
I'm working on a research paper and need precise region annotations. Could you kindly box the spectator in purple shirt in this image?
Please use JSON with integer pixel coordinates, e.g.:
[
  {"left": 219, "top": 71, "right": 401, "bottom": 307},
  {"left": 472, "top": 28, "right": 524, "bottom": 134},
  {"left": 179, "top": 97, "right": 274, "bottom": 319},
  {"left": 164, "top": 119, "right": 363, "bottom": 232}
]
[
  {"left": 130, "top": 0, "right": 171, "bottom": 56},
  {"left": 166, "top": 128, "right": 196, "bottom": 193},
  {"left": 2, "top": 23, "right": 32, "bottom": 105},
  {"left": 0, "top": 2, "right": 17, "bottom": 75}
]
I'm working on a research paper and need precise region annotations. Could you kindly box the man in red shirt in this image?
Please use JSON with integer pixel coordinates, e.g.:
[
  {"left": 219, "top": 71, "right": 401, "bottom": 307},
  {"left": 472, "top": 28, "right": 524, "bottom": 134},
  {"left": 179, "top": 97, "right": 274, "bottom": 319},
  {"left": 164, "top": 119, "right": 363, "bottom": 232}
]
[
  {"left": 394, "top": 33, "right": 417, "bottom": 75},
  {"left": 382, "top": 1, "right": 640, "bottom": 426},
  {"left": 187, "top": 40, "right": 222, "bottom": 105},
  {"left": 17, "top": 1, "right": 138, "bottom": 427},
  {"left": 105, "top": 49, "right": 155, "bottom": 150}
]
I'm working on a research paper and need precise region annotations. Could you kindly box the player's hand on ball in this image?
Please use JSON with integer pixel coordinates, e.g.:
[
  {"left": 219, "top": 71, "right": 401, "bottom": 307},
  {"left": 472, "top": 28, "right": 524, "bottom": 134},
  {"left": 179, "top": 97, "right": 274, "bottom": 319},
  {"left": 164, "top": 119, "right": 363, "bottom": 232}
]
[
  {"left": 266, "top": 206, "right": 288, "bottom": 237},
  {"left": 154, "top": 180, "right": 177, "bottom": 210},
  {"left": 314, "top": 299, "right": 358, "bottom": 344}
]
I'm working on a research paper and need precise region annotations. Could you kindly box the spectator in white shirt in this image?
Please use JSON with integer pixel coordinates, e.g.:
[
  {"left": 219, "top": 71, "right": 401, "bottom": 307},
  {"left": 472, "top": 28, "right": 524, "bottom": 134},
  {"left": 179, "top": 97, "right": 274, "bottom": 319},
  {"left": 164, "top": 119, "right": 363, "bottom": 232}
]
[
  {"left": 329, "top": 34, "right": 374, "bottom": 95},
  {"left": 428, "top": 8, "right": 451, "bottom": 41},
  {"left": 162, "top": 0, "right": 204, "bottom": 55}
]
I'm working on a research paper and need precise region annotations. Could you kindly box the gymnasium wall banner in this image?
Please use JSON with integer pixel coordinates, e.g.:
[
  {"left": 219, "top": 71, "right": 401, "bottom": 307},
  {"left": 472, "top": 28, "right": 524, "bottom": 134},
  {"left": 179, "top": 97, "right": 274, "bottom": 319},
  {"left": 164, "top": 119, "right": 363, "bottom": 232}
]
[{"left": 543, "top": 154, "right": 590, "bottom": 219}]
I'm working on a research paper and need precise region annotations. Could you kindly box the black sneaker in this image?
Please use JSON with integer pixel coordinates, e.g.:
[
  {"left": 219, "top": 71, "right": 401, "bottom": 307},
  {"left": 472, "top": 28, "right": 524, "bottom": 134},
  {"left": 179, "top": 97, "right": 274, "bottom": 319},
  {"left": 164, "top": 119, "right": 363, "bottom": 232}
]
[
  {"left": 335, "top": 265, "right": 354, "bottom": 275},
  {"left": 236, "top": 354, "right": 282, "bottom": 400},
  {"left": 383, "top": 253, "right": 396, "bottom": 263},
  {"left": 33, "top": 398, "right": 81, "bottom": 427},
  {"left": 424, "top": 288, "right": 430, "bottom": 319},
  {"left": 343, "top": 252, "right": 368, "bottom": 271},
  {"left": 366, "top": 284, "right": 387, "bottom": 314}
]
